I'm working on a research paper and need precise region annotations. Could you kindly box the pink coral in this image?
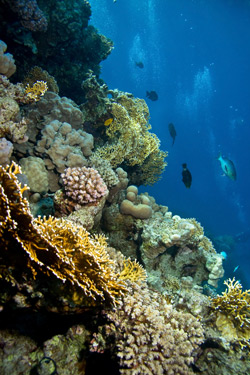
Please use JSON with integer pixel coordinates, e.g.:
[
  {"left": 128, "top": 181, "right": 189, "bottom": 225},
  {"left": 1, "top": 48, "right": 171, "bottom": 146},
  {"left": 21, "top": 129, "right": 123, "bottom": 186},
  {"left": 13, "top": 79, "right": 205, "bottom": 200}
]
[{"left": 61, "top": 166, "right": 108, "bottom": 205}]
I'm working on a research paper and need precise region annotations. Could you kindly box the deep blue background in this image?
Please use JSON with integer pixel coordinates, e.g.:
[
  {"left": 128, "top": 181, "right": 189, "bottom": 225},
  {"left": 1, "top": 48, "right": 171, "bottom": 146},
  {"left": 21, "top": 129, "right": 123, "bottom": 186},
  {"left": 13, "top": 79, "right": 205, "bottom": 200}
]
[{"left": 88, "top": 0, "right": 250, "bottom": 287}]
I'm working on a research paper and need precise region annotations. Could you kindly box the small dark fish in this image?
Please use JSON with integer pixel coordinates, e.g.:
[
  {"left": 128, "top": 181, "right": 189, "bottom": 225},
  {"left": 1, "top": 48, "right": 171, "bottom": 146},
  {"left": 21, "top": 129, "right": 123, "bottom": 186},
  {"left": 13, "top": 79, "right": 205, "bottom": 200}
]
[
  {"left": 168, "top": 123, "right": 177, "bottom": 146},
  {"left": 135, "top": 61, "right": 144, "bottom": 68},
  {"left": 217, "top": 153, "right": 237, "bottom": 181},
  {"left": 146, "top": 90, "right": 158, "bottom": 101},
  {"left": 182, "top": 163, "right": 192, "bottom": 188}
]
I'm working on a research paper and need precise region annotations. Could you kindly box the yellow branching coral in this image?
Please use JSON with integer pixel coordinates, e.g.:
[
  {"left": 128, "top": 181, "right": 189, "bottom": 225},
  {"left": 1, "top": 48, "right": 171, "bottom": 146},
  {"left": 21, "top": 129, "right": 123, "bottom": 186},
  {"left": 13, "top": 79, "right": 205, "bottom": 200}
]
[
  {"left": 119, "top": 258, "right": 147, "bottom": 282},
  {"left": 23, "top": 66, "right": 59, "bottom": 93},
  {"left": 210, "top": 278, "right": 250, "bottom": 348},
  {"left": 25, "top": 80, "right": 48, "bottom": 101},
  {"left": 93, "top": 94, "right": 167, "bottom": 184},
  {"left": 0, "top": 162, "right": 126, "bottom": 306}
]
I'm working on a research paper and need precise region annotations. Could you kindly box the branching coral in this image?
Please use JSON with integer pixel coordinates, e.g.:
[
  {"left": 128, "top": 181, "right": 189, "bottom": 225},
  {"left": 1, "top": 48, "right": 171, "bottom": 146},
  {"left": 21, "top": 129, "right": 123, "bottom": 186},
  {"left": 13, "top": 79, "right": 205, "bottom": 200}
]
[
  {"left": 0, "top": 162, "right": 126, "bottom": 306},
  {"left": 61, "top": 166, "right": 108, "bottom": 205},
  {"left": 210, "top": 278, "right": 250, "bottom": 348},
  {"left": 24, "top": 80, "right": 48, "bottom": 101},
  {"left": 92, "top": 281, "right": 204, "bottom": 374},
  {"left": 23, "top": 66, "right": 59, "bottom": 93}
]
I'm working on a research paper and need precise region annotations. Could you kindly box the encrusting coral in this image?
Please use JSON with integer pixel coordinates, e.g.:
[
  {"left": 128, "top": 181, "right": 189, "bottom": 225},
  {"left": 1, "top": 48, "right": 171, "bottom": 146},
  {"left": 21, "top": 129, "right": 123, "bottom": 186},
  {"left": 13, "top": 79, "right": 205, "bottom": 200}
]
[
  {"left": 0, "top": 162, "right": 127, "bottom": 307},
  {"left": 210, "top": 278, "right": 250, "bottom": 348}
]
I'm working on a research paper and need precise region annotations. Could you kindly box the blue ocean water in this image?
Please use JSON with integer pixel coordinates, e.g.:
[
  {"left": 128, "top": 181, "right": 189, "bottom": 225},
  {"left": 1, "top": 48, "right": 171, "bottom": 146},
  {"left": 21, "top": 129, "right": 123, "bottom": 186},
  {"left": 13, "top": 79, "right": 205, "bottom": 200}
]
[{"left": 89, "top": 0, "right": 250, "bottom": 287}]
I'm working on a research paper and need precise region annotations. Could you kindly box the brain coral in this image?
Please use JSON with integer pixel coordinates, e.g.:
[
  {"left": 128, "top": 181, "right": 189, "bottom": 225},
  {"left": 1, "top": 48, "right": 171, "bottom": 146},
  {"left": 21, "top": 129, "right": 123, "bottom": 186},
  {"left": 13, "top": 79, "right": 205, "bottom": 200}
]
[{"left": 61, "top": 166, "right": 108, "bottom": 205}]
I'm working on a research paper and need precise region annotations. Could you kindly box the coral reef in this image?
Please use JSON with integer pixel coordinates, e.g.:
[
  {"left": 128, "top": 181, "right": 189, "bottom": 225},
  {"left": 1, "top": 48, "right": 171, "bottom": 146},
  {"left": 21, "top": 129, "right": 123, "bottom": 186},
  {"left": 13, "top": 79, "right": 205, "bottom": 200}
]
[
  {"left": 0, "top": 40, "right": 16, "bottom": 77},
  {"left": 1, "top": 5, "right": 248, "bottom": 373},
  {"left": 102, "top": 191, "right": 224, "bottom": 290},
  {"left": 0, "top": 325, "right": 90, "bottom": 375},
  {"left": 0, "top": 0, "right": 113, "bottom": 102},
  {"left": 27, "top": 91, "right": 84, "bottom": 129}
]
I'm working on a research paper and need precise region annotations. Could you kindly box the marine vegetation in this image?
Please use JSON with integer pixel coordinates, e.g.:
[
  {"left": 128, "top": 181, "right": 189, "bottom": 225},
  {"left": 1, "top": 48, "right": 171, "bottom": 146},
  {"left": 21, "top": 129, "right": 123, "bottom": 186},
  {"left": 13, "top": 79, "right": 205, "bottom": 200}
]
[{"left": 210, "top": 277, "right": 250, "bottom": 348}]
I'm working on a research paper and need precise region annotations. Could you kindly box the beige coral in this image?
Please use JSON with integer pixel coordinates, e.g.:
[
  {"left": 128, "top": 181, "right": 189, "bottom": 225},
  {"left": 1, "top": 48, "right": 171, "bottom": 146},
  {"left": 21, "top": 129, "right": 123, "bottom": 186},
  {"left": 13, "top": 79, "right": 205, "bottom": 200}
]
[
  {"left": 0, "top": 40, "right": 16, "bottom": 78},
  {"left": 35, "top": 120, "right": 94, "bottom": 173},
  {"left": 120, "top": 185, "right": 152, "bottom": 219},
  {"left": 19, "top": 156, "right": 49, "bottom": 194},
  {"left": 98, "top": 281, "right": 204, "bottom": 374}
]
